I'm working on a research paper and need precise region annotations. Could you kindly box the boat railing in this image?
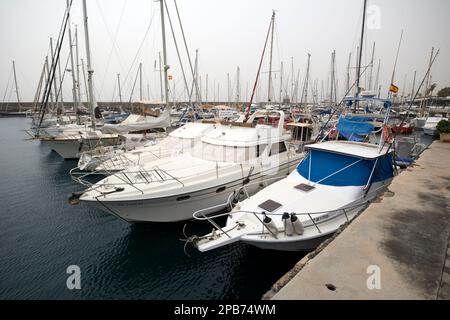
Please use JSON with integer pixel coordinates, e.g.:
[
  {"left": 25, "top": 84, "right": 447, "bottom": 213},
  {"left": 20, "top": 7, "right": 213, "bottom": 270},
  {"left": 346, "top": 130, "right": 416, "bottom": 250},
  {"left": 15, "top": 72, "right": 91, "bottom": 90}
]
[
  {"left": 193, "top": 196, "right": 371, "bottom": 238},
  {"left": 70, "top": 165, "right": 185, "bottom": 194}
]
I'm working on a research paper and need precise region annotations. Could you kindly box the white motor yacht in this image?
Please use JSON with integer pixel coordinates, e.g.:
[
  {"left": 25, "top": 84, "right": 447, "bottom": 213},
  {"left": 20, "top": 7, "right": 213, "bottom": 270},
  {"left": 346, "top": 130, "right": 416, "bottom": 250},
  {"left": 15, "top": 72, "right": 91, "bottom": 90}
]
[
  {"left": 77, "top": 110, "right": 304, "bottom": 222},
  {"left": 74, "top": 121, "right": 216, "bottom": 173}
]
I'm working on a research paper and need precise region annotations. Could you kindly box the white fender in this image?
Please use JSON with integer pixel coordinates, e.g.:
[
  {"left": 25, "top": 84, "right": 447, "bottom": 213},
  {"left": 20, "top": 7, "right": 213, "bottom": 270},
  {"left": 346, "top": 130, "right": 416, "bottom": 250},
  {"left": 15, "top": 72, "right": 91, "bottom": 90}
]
[
  {"left": 283, "top": 212, "right": 294, "bottom": 236},
  {"left": 262, "top": 214, "right": 278, "bottom": 238},
  {"left": 290, "top": 214, "right": 304, "bottom": 235}
]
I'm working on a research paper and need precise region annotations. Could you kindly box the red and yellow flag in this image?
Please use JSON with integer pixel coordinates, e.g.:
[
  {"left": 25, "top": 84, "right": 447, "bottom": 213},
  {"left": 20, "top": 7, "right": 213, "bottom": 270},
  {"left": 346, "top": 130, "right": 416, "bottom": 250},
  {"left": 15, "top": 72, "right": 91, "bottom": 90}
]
[{"left": 389, "top": 84, "right": 399, "bottom": 93}]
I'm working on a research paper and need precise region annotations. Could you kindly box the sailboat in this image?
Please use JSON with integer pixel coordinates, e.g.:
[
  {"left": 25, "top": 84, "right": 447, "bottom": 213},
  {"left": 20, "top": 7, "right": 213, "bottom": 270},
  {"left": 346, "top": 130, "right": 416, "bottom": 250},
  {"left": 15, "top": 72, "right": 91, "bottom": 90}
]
[
  {"left": 0, "top": 61, "right": 27, "bottom": 117},
  {"left": 40, "top": 1, "right": 173, "bottom": 159}
]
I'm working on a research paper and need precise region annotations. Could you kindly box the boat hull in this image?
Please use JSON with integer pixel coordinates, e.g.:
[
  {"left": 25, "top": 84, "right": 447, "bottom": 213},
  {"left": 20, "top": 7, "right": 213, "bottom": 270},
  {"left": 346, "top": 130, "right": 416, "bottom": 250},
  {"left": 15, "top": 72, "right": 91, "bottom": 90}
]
[
  {"left": 81, "top": 162, "right": 297, "bottom": 223},
  {"left": 41, "top": 136, "right": 121, "bottom": 159},
  {"left": 239, "top": 182, "right": 389, "bottom": 251},
  {"left": 41, "top": 139, "right": 81, "bottom": 159},
  {"left": 423, "top": 127, "right": 439, "bottom": 136}
]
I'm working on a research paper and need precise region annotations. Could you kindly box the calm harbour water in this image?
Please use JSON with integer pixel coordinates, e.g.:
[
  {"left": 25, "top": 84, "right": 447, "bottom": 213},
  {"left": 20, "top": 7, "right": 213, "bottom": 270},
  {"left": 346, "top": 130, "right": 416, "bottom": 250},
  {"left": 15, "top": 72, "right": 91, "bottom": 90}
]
[{"left": 0, "top": 118, "right": 306, "bottom": 300}]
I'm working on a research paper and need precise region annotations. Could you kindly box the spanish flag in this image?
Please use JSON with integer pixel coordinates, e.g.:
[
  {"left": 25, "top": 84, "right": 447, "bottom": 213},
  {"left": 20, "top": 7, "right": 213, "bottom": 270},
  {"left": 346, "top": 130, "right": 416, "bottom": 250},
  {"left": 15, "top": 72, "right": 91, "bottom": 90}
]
[{"left": 389, "top": 84, "right": 399, "bottom": 93}]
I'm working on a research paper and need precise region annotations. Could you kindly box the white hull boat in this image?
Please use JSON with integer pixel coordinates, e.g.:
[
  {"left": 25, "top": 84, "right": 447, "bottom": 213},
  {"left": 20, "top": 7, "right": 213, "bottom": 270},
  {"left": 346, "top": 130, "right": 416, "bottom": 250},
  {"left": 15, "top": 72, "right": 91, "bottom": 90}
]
[
  {"left": 193, "top": 141, "right": 395, "bottom": 252},
  {"left": 75, "top": 122, "right": 216, "bottom": 173},
  {"left": 40, "top": 131, "right": 121, "bottom": 159},
  {"left": 423, "top": 116, "right": 444, "bottom": 136},
  {"left": 76, "top": 110, "right": 304, "bottom": 222}
]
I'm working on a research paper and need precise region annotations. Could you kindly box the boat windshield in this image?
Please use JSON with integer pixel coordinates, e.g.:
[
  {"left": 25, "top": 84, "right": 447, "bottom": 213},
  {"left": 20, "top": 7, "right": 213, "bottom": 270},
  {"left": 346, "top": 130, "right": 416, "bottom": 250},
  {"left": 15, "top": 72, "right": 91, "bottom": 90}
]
[
  {"left": 159, "top": 136, "right": 198, "bottom": 153},
  {"left": 297, "top": 149, "right": 393, "bottom": 187},
  {"left": 200, "top": 142, "right": 257, "bottom": 163}
]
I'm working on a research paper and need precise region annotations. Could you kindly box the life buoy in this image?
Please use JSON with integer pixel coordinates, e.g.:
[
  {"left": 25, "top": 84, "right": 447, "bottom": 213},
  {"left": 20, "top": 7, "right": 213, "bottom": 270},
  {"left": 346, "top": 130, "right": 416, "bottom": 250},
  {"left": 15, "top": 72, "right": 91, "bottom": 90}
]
[
  {"left": 383, "top": 125, "right": 394, "bottom": 144},
  {"left": 328, "top": 124, "right": 338, "bottom": 140}
]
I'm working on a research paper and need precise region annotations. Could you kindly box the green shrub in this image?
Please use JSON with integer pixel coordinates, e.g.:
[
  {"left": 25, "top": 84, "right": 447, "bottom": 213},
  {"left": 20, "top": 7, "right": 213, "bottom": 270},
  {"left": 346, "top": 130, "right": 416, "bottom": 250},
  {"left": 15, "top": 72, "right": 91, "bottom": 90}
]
[{"left": 437, "top": 119, "right": 450, "bottom": 134}]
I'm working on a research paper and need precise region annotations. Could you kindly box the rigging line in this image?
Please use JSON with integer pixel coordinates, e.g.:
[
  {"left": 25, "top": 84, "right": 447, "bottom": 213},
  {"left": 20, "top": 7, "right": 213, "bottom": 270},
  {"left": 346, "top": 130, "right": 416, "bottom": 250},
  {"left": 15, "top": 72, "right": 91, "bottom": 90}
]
[
  {"left": 54, "top": 51, "right": 72, "bottom": 105},
  {"left": 394, "top": 49, "right": 440, "bottom": 136},
  {"left": 38, "top": 0, "right": 73, "bottom": 130},
  {"left": 95, "top": 0, "right": 128, "bottom": 96},
  {"left": 1, "top": 68, "right": 13, "bottom": 107},
  {"left": 315, "top": 62, "right": 371, "bottom": 142},
  {"left": 38, "top": 2, "right": 72, "bottom": 113},
  {"left": 164, "top": 0, "right": 191, "bottom": 105},
  {"left": 173, "top": 0, "right": 201, "bottom": 105},
  {"left": 122, "top": 8, "right": 156, "bottom": 95},
  {"left": 245, "top": 14, "right": 273, "bottom": 119},
  {"left": 128, "top": 65, "right": 141, "bottom": 107}
]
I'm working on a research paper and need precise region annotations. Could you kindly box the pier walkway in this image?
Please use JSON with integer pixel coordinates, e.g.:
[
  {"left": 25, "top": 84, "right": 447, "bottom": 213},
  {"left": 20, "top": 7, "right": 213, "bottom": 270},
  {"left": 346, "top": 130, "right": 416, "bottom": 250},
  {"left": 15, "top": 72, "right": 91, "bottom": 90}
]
[{"left": 266, "top": 141, "right": 450, "bottom": 300}]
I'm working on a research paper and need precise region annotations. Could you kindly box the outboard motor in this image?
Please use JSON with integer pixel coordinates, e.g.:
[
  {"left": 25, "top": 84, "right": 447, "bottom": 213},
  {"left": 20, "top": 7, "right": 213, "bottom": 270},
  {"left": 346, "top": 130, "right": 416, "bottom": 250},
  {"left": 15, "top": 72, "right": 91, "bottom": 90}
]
[{"left": 290, "top": 213, "right": 304, "bottom": 235}]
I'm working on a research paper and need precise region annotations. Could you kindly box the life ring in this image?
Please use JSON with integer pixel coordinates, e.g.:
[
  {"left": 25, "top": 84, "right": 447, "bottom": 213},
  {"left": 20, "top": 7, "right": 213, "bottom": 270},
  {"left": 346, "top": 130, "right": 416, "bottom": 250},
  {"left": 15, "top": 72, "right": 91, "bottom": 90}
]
[
  {"left": 328, "top": 124, "right": 338, "bottom": 140},
  {"left": 383, "top": 125, "right": 394, "bottom": 144}
]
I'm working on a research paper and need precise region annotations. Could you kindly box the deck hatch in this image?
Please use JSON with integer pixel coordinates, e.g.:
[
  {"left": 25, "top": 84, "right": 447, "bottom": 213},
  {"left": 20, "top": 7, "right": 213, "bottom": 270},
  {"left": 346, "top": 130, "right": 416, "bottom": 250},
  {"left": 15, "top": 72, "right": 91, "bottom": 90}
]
[
  {"left": 258, "top": 199, "right": 282, "bottom": 212},
  {"left": 294, "top": 183, "right": 316, "bottom": 192}
]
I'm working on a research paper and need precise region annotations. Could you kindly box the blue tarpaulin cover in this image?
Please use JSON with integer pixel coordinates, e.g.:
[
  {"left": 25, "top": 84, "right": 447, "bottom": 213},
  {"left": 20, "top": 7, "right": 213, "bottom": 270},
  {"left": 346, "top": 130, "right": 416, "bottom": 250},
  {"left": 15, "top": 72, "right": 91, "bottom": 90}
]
[
  {"left": 297, "top": 149, "right": 394, "bottom": 187},
  {"left": 337, "top": 116, "right": 375, "bottom": 141}
]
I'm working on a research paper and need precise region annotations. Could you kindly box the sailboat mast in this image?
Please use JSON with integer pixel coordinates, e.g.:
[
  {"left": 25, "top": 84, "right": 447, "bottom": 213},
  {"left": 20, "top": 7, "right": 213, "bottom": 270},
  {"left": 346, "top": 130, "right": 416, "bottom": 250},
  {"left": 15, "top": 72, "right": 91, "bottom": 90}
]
[
  {"left": 421, "top": 47, "right": 434, "bottom": 115},
  {"left": 301, "top": 53, "right": 311, "bottom": 107},
  {"left": 279, "top": 61, "right": 283, "bottom": 104},
  {"left": 227, "top": 73, "right": 230, "bottom": 107},
  {"left": 159, "top": 0, "right": 170, "bottom": 108},
  {"left": 330, "top": 50, "right": 336, "bottom": 106},
  {"left": 355, "top": 0, "right": 367, "bottom": 111},
  {"left": 81, "top": 58, "right": 89, "bottom": 102},
  {"left": 267, "top": 10, "right": 275, "bottom": 103},
  {"left": 67, "top": 0, "right": 78, "bottom": 114},
  {"left": 410, "top": 70, "right": 416, "bottom": 103},
  {"left": 374, "top": 59, "right": 381, "bottom": 96},
  {"left": 158, "top": 52, "right": 163, "bottom": 102},
  {"left": 117, "top": 73, "right": 123, "bottom": 108},
  {"left": 82, "top": 0, "right": 96, "bottom": 129},
  {"left": 389, "top": 30, "right": 404, "bottom": 96},
  {"left": 236, "top": 66, "right": 240, "bottom": 106},
  {"left": 205, "top": 73, "right": 208, "bottom": 103},
  {"left": 12, "top": 60, "right": 21, "bottom": 111},
  {"left": 291, "top": 57, "right": 294, "bottom": 101},
  {"left": 139, "top": 62, "right": 143, "bottom": 101},
  {"left": 44, "top": 56, "right": 56, "bottom": 111},
  {"left": 368, "top": 42, "right": 375, "bottom": 91},
  {"left": 49, "top": 38, "right": 60, "bottom": 111},
  {"left": 75, "top": 25, "right": 82, "bottom": 106},
  {"left": 346, "top": 52, "right": 351, "bottom": 95}
]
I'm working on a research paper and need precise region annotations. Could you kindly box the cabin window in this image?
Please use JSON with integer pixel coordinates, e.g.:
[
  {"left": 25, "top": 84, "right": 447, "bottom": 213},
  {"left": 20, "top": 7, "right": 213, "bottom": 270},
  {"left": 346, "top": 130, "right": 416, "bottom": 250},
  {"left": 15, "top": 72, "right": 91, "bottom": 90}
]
[
  {"left": 256, "top": 144, "right": 267, "bottom": 157},
  {"left": 202, "top": 143, "right": 248, "bottom": 163},
  {"left": 269, "top": 142, "right": 288, "bottom": 156}
]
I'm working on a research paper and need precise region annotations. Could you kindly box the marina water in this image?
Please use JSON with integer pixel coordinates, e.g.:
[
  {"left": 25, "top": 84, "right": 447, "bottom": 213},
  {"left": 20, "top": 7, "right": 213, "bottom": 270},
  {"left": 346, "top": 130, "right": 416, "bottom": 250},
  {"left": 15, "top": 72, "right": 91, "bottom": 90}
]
[{"left": 0, "top": 118, "right": 306, "bottom": 299}]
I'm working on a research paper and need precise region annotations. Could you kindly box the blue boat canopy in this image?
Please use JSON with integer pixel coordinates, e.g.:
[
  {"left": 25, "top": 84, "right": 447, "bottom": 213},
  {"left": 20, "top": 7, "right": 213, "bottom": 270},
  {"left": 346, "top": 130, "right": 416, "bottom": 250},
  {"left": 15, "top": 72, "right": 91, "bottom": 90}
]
[
  {"left": 297, "top": 149, "right": 394, "bottom": 187},
  {"left": 337, "top": 116, "right": 374, "bottom": 142}
]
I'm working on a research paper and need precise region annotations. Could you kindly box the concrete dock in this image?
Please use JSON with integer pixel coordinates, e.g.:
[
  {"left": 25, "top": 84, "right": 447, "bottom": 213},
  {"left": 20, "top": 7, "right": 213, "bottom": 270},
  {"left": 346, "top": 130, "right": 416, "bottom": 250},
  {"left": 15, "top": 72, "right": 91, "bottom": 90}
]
[{"left": 265, "top": 140, "right": 450, "bottom": 300}]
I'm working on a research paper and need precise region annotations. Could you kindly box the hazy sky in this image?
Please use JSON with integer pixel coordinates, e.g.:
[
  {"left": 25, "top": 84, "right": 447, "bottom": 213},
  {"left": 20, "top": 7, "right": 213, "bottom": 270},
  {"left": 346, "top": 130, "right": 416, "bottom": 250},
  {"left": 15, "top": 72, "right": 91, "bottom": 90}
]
[{"left": 1, "top": 0, "right": 449, "bottom": 103}]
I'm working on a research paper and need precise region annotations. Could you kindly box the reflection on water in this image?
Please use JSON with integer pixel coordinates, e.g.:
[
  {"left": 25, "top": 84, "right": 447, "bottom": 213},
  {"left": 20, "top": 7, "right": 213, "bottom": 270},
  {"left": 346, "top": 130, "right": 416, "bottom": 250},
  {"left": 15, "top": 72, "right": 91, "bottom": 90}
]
[{"left": 0, "top": 118, "right": 304, "bottom": 299}]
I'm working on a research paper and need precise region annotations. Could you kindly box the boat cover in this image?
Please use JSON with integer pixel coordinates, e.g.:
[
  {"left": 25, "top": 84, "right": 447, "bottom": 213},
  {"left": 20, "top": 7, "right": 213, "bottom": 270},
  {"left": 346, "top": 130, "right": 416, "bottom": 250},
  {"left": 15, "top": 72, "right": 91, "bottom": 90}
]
[
  {"left": 297, "top": 149, "right": 393, "bottom": 187},
  {"left": 337, "top": 116, "right": 374, "bottom": 141},
  {"left": 101, "top": 109, "right": 170, "bottom": 134}
]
